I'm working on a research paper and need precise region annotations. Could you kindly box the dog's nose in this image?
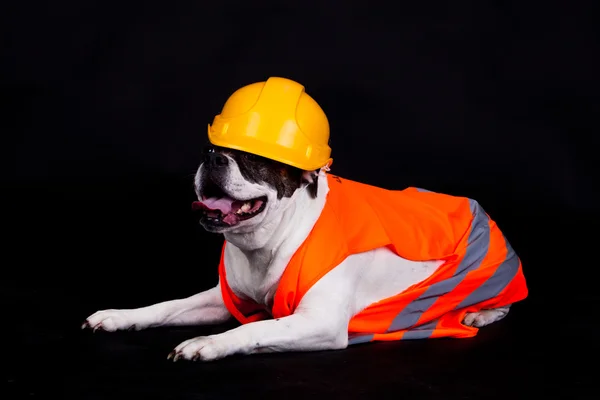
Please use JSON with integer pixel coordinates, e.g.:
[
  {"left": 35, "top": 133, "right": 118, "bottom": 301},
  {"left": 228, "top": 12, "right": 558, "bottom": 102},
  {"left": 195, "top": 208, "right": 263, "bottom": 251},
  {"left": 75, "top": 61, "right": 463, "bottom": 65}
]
[{"left": 205, "top": 151, "right": 229, "bottom": 168}]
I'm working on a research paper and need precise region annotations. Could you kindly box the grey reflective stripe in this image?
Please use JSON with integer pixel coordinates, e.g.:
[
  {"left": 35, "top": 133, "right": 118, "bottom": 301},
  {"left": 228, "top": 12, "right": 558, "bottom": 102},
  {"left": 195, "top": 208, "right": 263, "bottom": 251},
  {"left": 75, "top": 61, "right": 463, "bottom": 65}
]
[
  {"left": 416, "top": 187, "right": 432, "bottom": 192},
  {"left": 348, "top": 334, "right": 374, "bottom": 345},
  {"left": 386, "top": 199, "right": 490, "bottom": 333},
  {"left": 402, "top": 319, "right": 439, "bottom": 340},
  {"left": 455, "top": 236, "right": 520, "bottom": 309}
]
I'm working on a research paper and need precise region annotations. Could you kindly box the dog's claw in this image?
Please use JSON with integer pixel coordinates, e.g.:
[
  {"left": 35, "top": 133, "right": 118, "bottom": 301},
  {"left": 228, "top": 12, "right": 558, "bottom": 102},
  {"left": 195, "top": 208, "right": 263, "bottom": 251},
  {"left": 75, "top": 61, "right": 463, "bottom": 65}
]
[
  {"left": 167, "top": 351, "right": 176, "bottom": 361},
  {"left": 81, "top": 321, "right": 90, "bottom": 329},
  {"left": 93, "top": 324, "right": 102, "bottom": 333},
  {"left": 127, "top": 325, "right": 136, "bottom": 332}
]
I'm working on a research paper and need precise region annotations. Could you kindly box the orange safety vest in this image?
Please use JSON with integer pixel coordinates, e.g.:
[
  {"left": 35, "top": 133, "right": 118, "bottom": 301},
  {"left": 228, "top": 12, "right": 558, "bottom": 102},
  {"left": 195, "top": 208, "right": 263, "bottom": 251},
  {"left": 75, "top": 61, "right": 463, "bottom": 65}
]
[{"left": 218, "top": 174, "right": 528, "bottom": 344}]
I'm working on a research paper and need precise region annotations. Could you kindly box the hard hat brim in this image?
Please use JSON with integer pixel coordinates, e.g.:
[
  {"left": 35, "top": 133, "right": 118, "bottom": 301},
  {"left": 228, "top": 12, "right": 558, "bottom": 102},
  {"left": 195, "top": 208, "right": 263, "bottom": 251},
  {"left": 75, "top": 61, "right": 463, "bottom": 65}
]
[{"left": 207, "top": 125, "right": 331, "bottom": 171}]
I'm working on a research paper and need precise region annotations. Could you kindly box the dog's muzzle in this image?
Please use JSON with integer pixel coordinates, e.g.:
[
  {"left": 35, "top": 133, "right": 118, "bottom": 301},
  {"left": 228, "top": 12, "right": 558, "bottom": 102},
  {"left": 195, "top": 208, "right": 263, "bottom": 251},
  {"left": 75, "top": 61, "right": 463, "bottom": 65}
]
[{"left": 192, "top": 178, "right": 267, "bottom": 226}]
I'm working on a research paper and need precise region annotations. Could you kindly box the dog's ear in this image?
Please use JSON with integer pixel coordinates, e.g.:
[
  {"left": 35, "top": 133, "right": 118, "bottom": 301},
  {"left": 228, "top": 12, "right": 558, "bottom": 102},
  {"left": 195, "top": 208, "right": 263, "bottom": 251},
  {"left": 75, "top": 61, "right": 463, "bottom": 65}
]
[{"left": 301, "top": 169, "right": 320, "bottom": 199}]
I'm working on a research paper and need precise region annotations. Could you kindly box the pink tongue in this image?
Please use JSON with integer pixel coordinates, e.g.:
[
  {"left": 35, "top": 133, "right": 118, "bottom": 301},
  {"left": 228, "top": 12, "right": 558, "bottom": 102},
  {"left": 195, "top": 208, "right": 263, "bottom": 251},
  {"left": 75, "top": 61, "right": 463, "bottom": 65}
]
[
  {"left": 222, "top": 213, "right": 240, "bottom": 225},
  {"left": 192, "top": 197, "right": 235, "bottom": 214}
]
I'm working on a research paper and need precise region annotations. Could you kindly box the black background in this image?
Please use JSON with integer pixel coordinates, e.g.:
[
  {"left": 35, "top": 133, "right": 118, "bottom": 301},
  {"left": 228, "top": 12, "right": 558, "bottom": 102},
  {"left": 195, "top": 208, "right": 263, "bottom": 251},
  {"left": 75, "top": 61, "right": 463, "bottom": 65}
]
[{"left": 3, "top": 1, "right": 598, "bottom": 399}]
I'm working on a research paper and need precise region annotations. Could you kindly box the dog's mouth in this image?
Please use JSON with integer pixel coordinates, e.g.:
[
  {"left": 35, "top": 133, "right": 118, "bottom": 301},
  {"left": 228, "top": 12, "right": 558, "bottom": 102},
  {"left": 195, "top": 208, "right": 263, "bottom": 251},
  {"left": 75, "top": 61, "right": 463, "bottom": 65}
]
[{"left": 192, "top": 181, "right": 267, "bottom": 226}]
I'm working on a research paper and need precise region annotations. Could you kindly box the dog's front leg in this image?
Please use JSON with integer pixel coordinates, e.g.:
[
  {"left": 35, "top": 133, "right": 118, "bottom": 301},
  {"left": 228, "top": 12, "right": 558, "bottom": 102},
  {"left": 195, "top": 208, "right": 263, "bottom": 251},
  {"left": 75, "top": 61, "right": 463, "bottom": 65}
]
[
  {"left": 169, "top": 309, "right": 349, "bottom": 362},
  {"left": 169, "top": 263, "right": 357, "bottom": 362},
  {"left": 82, "top": 284, "right": 231, "bottom": 332}
]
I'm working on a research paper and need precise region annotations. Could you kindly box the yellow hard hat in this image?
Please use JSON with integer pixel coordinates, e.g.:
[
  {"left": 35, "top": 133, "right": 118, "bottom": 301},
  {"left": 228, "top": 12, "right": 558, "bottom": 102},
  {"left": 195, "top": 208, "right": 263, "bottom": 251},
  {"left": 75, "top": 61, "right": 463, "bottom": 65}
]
[{"left": 207, "top": 77, "right": 332, "bottom": 171}]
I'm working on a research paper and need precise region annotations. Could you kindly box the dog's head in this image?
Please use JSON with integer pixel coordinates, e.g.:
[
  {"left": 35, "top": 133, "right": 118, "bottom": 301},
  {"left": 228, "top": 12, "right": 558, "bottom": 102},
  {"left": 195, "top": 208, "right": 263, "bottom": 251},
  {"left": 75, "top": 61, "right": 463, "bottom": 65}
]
[{"left": 192, "top": 144, "right": 320, "bottom": 234}]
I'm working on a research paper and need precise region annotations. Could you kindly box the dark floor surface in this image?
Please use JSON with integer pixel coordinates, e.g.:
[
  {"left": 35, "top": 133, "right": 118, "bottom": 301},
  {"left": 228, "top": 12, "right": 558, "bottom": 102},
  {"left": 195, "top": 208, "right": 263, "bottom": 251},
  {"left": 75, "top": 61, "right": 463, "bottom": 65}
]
[{"left": 3, "top": 176, "right": 597, "bottom": 399}]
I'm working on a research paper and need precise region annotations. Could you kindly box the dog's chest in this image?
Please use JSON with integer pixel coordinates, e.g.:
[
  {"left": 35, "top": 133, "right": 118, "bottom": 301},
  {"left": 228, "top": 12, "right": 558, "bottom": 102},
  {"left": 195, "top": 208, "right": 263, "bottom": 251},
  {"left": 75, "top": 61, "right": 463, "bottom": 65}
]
[{"left": 224, "top": 247, "right": 285, "bottom": 309}]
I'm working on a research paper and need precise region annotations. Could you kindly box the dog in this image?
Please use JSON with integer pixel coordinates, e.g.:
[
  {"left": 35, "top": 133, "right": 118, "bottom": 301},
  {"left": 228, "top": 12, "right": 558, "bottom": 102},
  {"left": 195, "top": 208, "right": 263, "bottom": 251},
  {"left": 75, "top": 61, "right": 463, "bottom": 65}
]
[{"left": 83, "top": 144, "right": 522, "bottom": 362}]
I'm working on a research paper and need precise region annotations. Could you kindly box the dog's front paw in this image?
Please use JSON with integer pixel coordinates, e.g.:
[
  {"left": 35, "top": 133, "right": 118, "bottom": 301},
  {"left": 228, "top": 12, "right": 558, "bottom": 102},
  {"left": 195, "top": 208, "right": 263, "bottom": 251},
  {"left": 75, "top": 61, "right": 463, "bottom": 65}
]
[
  {"left": 167, "top": 336, "right": 236, "bottom": 362},
  {"left": 82, "top": 309, "right": 141, "bottom": 332}
]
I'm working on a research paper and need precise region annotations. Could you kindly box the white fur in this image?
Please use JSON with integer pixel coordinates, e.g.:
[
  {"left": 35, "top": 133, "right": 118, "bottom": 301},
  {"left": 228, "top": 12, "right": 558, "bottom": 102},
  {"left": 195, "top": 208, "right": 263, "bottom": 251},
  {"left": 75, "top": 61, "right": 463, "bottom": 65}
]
[{"left": 84, "top": 162, "right": 509, "bottom": 362}]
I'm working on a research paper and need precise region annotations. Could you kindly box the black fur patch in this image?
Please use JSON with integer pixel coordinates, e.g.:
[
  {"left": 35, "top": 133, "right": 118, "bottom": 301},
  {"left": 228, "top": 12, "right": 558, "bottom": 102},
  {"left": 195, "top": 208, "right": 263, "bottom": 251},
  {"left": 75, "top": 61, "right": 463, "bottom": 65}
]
[
  {"left": 303, "top": 170, "right": 320, "bottom": 199},
  {"left": 201, "top": 143, "right": 319, "bottom": 199}
]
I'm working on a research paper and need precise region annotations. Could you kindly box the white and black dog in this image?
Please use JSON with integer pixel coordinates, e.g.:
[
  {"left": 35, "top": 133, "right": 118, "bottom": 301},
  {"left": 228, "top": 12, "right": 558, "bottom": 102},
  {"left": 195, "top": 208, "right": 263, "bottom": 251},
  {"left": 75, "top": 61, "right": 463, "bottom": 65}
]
[{"left": 82, "top": 144, "right": 510, "bottom": 361}]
